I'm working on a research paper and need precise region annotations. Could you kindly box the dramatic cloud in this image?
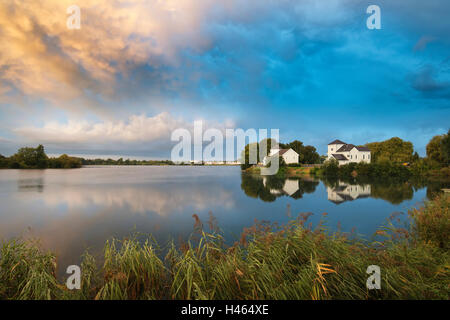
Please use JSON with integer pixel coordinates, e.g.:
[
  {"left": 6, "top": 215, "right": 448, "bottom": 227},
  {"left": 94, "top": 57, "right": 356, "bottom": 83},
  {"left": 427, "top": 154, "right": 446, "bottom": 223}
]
[{"left": 0, "top": 0, "right": 449, "bottom": 156}]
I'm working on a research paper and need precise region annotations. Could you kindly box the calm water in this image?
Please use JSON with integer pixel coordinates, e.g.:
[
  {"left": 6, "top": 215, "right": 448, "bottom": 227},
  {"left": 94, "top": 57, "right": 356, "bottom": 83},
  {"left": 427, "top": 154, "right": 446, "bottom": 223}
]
[{"left": 0, "top": 166, "right": 444, "bottom": 273}]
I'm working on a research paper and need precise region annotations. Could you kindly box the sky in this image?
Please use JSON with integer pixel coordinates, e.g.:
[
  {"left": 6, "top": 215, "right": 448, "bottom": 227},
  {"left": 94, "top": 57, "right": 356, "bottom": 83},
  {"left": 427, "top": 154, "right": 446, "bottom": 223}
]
[{"left": 0, "top": 0, "right": 449, "bottom": 159}]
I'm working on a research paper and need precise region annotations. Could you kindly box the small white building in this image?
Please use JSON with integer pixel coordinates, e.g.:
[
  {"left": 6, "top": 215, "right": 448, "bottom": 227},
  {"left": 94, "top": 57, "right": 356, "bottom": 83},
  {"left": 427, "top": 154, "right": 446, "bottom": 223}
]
[
  {"left": 263, "top": 148, "right": 299, "bottom": 166},
  {"left": 327, "top": 139, "right": 371, "bottom": 165}
]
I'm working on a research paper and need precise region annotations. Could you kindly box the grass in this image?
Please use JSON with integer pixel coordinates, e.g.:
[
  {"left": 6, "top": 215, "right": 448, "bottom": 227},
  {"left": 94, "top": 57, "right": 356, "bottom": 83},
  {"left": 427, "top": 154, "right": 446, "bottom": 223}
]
[{"left": 0, "top": 194, "right": 449, "bottom": 300}]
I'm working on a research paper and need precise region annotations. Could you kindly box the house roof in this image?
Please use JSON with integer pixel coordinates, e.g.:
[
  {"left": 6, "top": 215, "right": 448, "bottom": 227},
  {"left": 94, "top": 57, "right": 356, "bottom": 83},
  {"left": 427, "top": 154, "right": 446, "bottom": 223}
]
[
  {"left": 328, "top": 139, "right": 346, "bottom": 145},
  {"left": 272, "top": 148, "right": 298, "bottom": 156},
  {"left": 332, "top": 154, "right": 348, "bottom": 161},
  {"left": 336, "top": 144, "right": 355, "bottom": 152},
  {"left": 335, "top": 144, "right": 371, "bottom": 152}
]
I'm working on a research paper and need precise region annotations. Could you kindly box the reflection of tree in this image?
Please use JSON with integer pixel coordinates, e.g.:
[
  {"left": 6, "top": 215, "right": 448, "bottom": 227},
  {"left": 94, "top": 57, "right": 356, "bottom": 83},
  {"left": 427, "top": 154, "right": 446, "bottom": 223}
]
[
  {"left": 291, "top": 179, "right": 320, "bottom": 199},
  {"left": 321, "top": 176, "right": 434, "bottom": 205},
  {"left": 240, "top": 173, "right": 276, "bottom": 202},
  {"left": 370, "top": 183, "right": 413, "bottom": 204},
  {"left": 240, "top": 173, "right": 318, "bottom": 202}
]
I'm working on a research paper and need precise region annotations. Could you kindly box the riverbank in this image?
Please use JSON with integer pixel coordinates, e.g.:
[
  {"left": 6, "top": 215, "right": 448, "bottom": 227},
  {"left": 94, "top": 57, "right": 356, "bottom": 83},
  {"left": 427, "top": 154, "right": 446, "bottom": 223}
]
[
  {"left": 0, "top": 194, "right": 448, "bottom": 300},
  {"left": 244, "top": 166, "right": 317, "bottom": 177}
]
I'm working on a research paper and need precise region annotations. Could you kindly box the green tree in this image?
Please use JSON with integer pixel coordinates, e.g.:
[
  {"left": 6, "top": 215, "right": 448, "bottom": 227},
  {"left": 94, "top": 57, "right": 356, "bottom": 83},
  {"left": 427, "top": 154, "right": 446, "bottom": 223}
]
[
  {"left": 286, "top": 140, "right": 304, "bottom": 162},
  {"left": 426, "top": 135, "right": 444, "bottom": 165},
  {"left": 366, "top": 137, "right": 414, "bottom": 163},
  {"left": 240, "top": 142, "right": 259, "bottom": 170},
  {"left": 285, "top": 140, "right": 320, "bottom": 164},
  {"left": 11, "top": 144, "right": 48, "bottom": 168},
  {"left": 302, "top": 145, "right": 320, "bottom": 164},
  {"left": 440, "top": 129, "right": 450, "bottom": 165}
]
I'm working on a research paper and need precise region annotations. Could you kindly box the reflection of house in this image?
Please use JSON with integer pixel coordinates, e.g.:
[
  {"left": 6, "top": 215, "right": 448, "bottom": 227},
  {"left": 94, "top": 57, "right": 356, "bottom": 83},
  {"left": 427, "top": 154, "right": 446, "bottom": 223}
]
[
  {"left": 327, "top": 139, "right": 371, "bottom": 165},
  {"left": 263, "top": 148, "right": 299, "bottom": 165},
  {"left": 327, "top": 182, "right": 371, "bottom": 204},
  {"left": 263, "top": 178, "right": 299, "bottom": 196}
]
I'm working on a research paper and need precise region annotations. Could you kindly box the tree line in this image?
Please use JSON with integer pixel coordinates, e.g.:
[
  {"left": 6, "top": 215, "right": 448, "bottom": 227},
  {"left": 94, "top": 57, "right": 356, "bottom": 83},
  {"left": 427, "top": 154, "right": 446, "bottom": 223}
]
[
  {"left": 0, "top": 145, "right": 82, "bottom": 169},
  {"left": 0, "top": 145, "right": 176, "bottom": 169}
]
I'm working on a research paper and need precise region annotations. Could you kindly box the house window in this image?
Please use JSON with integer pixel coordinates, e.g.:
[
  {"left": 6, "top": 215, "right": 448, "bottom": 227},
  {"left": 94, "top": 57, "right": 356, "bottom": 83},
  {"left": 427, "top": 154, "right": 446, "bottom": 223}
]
[
  {"left": 363, "top": 155, "right": 365, "bottom": 159},
  {"left": 355, "top": 155, "right": 357, "bottom": 159}
]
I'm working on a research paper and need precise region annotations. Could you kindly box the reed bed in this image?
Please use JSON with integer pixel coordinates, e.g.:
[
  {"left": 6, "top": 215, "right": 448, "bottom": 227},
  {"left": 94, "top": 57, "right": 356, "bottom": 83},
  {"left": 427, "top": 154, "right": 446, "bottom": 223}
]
[{"left": 0, "top": 194, "right": 448, "bottom": 300}]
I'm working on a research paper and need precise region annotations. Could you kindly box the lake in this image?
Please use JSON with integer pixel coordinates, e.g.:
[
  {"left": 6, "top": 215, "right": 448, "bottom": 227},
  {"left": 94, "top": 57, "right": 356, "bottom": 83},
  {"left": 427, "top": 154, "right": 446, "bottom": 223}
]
[{"left": 0, "top": 166, "right": 445, "bottom": 275}]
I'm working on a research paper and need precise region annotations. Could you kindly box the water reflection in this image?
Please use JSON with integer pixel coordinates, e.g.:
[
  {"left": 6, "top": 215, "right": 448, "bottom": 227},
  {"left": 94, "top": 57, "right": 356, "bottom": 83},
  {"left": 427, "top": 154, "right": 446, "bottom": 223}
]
[
  {"left": 241, "top": 173, "right": 448, "bottom": 205},
  {"left": 326, "top": 183, "right": 371, "bottom": 204},
  {"left": 241, "top": 173, "right": 319, "bottom": 202},
  {"left": 18, "top": 178, "right": 44, "bottom": 192}
]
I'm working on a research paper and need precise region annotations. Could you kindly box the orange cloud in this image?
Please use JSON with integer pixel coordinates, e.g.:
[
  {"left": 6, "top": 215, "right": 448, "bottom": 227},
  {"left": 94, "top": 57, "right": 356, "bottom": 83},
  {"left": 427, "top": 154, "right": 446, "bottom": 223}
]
[{"left": 0, "top": 0, "right": 221, "bottom": 109}]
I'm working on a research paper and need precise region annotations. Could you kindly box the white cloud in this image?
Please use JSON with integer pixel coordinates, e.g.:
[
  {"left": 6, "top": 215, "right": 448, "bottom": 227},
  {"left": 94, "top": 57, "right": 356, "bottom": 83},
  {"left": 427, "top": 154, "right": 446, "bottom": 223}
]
[
  {"left": 14, "top": 112, "right": 236, "bottom": 155},
  {"left": 15, "top": 112, "right": 186, "bottom": 145}
]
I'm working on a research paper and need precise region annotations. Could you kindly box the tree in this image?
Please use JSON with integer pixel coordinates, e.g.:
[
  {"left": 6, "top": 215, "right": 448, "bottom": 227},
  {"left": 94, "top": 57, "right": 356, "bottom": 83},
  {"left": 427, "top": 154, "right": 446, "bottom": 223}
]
[
  {"left": 426, "top": 129, "right": 450, "bottom": 167},
  {"left": 426, "top": 135, "right": 444, "bottom": 164},
  {"left": 302, "top": 145, "right": 320, "bottom": 164},
  {"left": 11, "top": 144, "right": 48, "bottom": 168},
  {"left": 366, "top": 137, "right": 414, "bottom": 163},
  {"left": 440, "top": 129, "right": 450, "bottom": 165},
  {"left": 240, "top": 142, "right": 259, "bottom": 170},
  {"left": 285, "top": 140, "right": 320, "bottom": 164},
  {"left": 286, "top": 140, "right": 304, "bottom": 162}
]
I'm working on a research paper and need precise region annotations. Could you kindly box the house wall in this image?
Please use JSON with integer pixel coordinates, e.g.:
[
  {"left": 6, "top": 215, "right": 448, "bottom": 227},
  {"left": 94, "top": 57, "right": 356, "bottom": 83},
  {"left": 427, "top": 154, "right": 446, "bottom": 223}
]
[
  {"left": 282, "top": 149, "right": 299, "bottom": 164},
  {"left": 347, "top": 149, "right": 371, "bottom": 164},
  {"left": 327, "top": 143, "right": 344, "bottom": 159},
  {"left": 327, "top": 144, "right": 371, "bottom": 164}
]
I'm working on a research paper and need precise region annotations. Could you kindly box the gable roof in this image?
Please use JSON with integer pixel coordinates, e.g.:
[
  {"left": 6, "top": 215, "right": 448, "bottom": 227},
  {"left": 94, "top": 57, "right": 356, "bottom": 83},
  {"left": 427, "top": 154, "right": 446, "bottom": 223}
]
[
  {"left": 271, "top": 148, "right": 298, "bottom": 156},
  {"left": 332, "top": 154, "right": 348, "bottom": 161},
  {"left": 335, "top": 144, "right": 371, "bottom": 152},
  {"left": 328, "top": 139, "right": 346, "bottom": 145},
  {"left": 336, "top": 144, "right": 355, "bottom": 152},
  {"left": 355, "top": 146, "right": 370, "bottom": 151}
]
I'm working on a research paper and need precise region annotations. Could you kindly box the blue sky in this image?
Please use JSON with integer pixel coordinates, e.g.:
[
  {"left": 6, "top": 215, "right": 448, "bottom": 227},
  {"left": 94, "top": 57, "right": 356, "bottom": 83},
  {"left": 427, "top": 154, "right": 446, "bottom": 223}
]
[{"left": 0, "top": 0, "right": 449, "bottom": 158}]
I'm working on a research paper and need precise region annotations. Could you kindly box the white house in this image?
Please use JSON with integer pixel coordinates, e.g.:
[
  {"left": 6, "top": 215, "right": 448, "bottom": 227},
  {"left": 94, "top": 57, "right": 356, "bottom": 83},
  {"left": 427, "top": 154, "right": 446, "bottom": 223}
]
[
  {"left": 327, "top": 139, "right": 371, "bottom": 165},
  {"left": 263, "top": 148, "right": 299, "bottom": 165}
]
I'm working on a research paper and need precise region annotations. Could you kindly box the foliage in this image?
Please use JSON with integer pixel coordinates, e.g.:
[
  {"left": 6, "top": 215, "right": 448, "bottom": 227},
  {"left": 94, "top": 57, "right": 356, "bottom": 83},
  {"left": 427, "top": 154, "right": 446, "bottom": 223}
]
[
  {"left": 7, "top": 145, "right": 49, "bottom": 169},
  {"left": 285, "top": 140, "right": 320, "bottom": 164},
  {"left": 240, "top": 142, "right": 259, "bottom": 170},
  {"left": 366, "top": 137, "right": 414, "bottom": 163},
  {"left": 409, "top": 194, "right": 449, "bottom": 249},
  {"left": 49, "top": 154, "right": 83, "bottom": 169},
  {"left": 427, "top": 129, "right": 450, "bottom": 167},
  {"left": 0, "top": 145, "right": 175, "bottom": 169},
  {"left": 319, "top": 160, "right": 412, "bottom": 181}
]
